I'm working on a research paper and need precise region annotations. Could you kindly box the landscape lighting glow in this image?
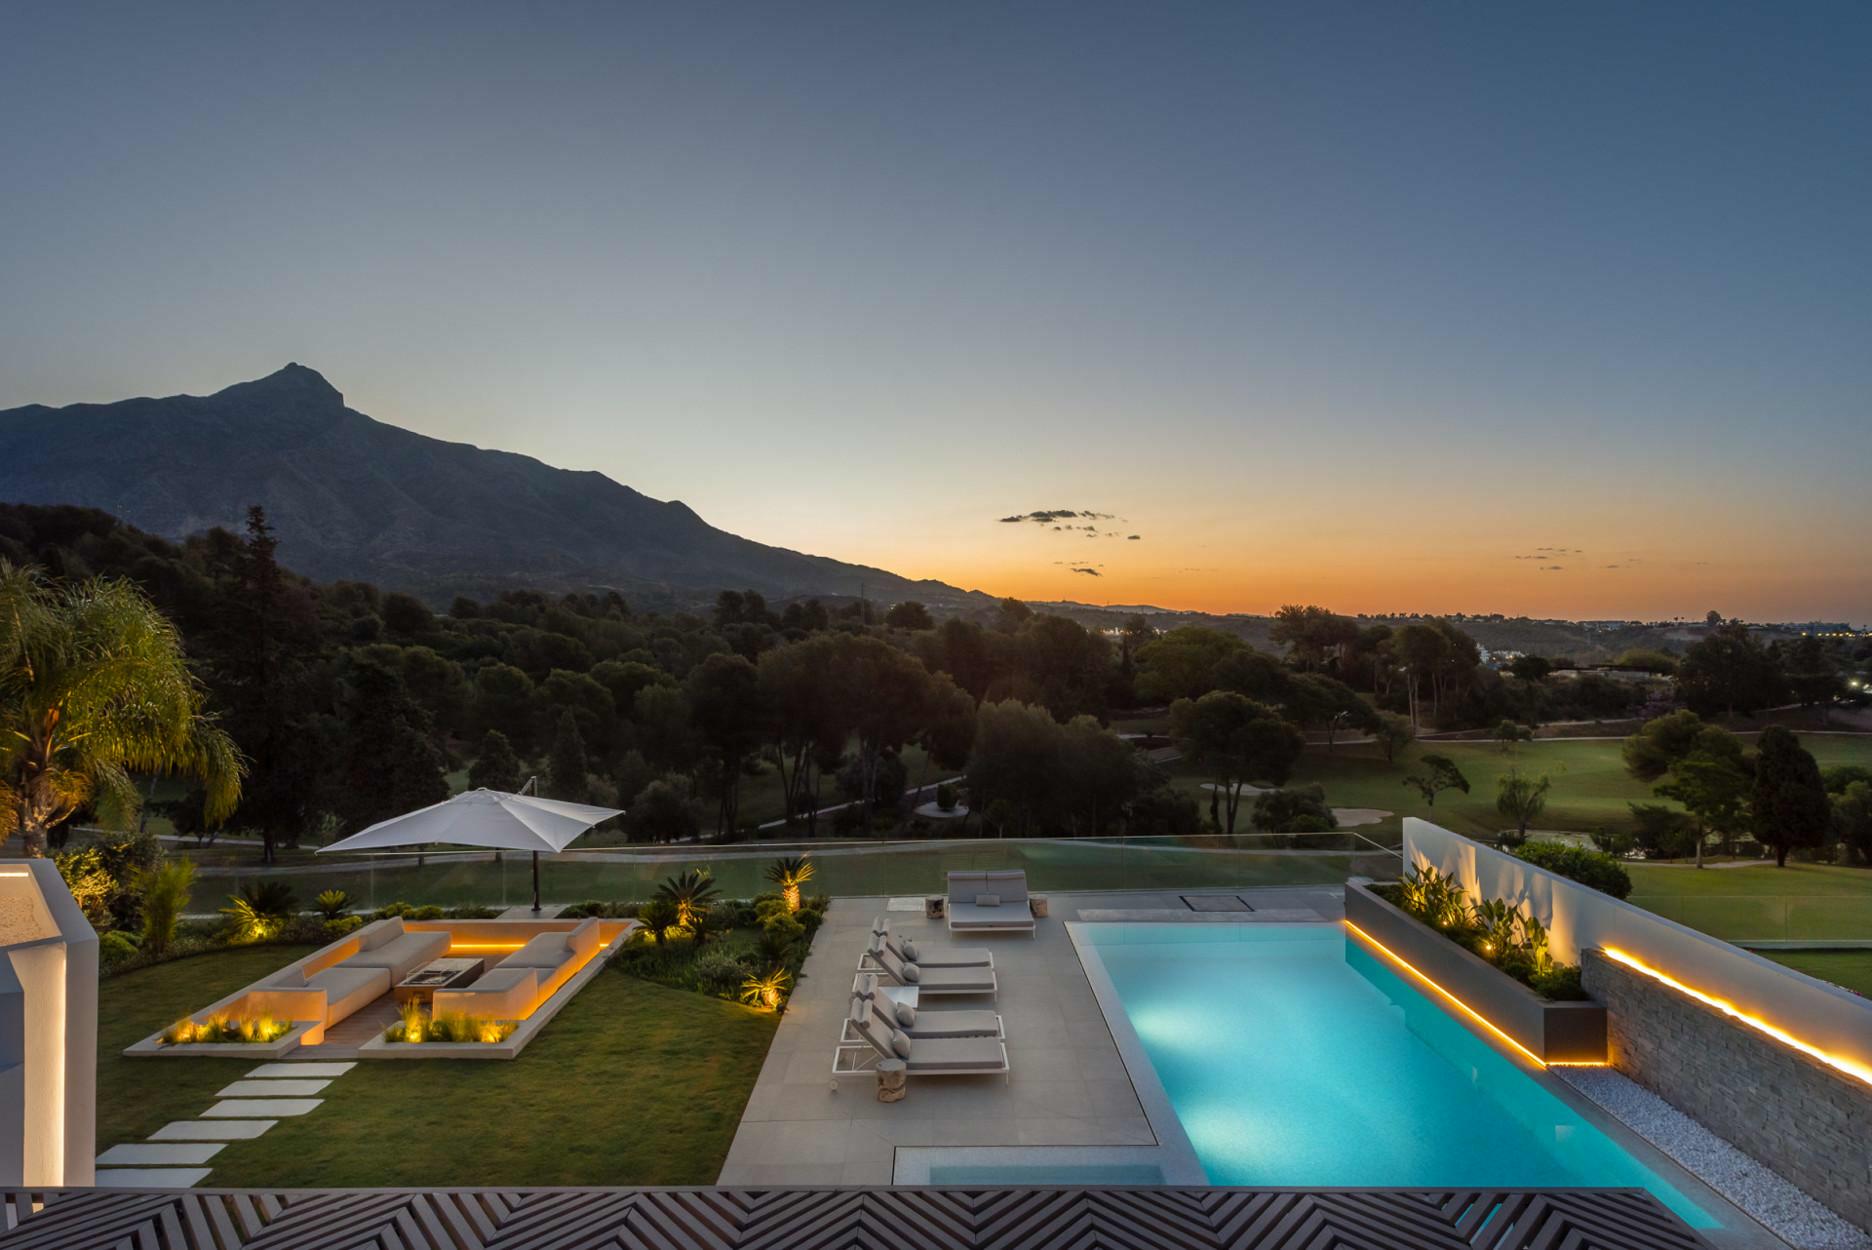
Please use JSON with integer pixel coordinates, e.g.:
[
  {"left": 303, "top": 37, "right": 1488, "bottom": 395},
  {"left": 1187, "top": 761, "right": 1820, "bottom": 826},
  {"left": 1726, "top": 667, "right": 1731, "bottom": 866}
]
[
  {"left": 1600, "top": 947, "right": 1872, "bottom": 1090},
  {"left": 1343, "top": 920, "right": 1546, "bottom": 1068}
]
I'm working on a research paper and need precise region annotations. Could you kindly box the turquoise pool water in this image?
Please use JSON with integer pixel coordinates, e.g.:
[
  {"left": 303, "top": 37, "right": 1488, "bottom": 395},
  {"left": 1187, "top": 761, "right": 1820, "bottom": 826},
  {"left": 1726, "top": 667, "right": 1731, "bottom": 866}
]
[{"left": 1083, "top": 924, "right": 1713, "bottom": 1228}]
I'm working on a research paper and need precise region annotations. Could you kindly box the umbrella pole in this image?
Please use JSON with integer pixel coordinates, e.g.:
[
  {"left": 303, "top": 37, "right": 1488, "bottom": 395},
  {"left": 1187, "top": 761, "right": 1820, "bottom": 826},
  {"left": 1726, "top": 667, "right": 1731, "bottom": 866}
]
[{"left": 532, "top": 850, "right": 541, "bottom": 913}]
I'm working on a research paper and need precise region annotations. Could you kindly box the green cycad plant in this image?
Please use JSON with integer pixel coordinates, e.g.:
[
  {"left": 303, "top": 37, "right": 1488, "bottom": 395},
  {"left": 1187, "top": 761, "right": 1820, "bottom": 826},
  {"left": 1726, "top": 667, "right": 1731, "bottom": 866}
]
[
  {"left": 654, "top": 867, "right": 720, "bottom": 935},
  {"left": 0, "top": 562, "right": 243, "bottom": 857},
  {"left": 134, "top": 858, "right": 197, "bottom": 957},
  {"left": 222, "top": 880, "right": 298, "bottom": 943},
  {"left": 763, "top": 855, "right": 815, "bottom": 913}
]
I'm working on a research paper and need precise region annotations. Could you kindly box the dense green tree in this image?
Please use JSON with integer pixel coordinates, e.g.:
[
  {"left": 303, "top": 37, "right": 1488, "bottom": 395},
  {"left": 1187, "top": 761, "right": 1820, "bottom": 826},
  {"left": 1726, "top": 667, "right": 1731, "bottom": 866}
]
[
  {"left": 1508, "top": 654, "right": 1553, "bottom": 683},
  {"left": 685, "top": 652, "right": 766, "bottom": 833},
  {"left": 547, "top": 709, "right": 591, "bottom": 802},
  {"left": 1170, "top": 691, "right": 1304, "bottom": 835},
  {"left": 623, "top": 776, "right": 700, "bottom": 843},
  {"left": 1656, "top": 749, "right": 1751, "bottom": 868},
  {"left": 1676, "top": 624, "right": 1784, "bottom": 718},
  {"left": 332, "top": 655, "right": 447, "bottom": 833},
  {"left": 965, "top": 700, "right": 1064, "bottom": 836},
  {"left": 474, "top": 663, "right": 539, "bottom": 754},
  {"left": 1627, "top": 802, "right": 1699, "bottom": 859},
  {"left": 1751, "top": 727, "right": 1829, "bottom": 867},
  {"left": 1012, "top": 614, "right": 1111, "bottom": 721},
  {"left": 884, "top": 600, "right": 933, "bottom": 630},
  {"left": 1833, "top": 782, "right": 1872, "bottom": 865},
  {"left": 1373, "top": 712, "right": 1415, "bottom": 764},
  {"left": 1622, "top": 710, "right": 1719, "bottom": 782},
  {"left": 468, "top": 728, "right": 523, "bottom": 792},
  {"left": 1251, "top": 785, "right": 1336, "bottom": 833},
  {"left": 1135, "top": 627, "right": 1247, "bottom": 703},
  {"left": 1269, "top": 604, "right": 1358, "bottom": 672}
]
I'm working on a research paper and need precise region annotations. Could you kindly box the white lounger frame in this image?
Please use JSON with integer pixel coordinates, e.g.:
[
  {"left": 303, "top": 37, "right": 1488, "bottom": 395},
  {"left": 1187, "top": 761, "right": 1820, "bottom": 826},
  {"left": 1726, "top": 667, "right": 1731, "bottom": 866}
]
[
  {"left": 831, "top": 1039, "right": 1010, "bottom": 1084},
  {"left": 838, "top": 1013, "right": 1005, "bottom": 1045},
  {"left": 858, "top": 947, "right": 995, "bottom": 975}
]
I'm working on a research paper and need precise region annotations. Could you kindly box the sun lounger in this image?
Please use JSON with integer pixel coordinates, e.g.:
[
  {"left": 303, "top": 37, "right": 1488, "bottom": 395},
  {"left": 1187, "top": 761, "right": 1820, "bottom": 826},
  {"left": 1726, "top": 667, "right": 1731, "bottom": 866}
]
[
  {"left": 865, "top": 917, "right": 993, "bottom": 969},
  {"left": 855, "top": 937, "right": 997, "bottom": 997},
  {"left": 834, "top": 996, "right": 1009, "bottom": 1083},
  {"left": 846, "top": 974, "right": 1003, "bottom": 1041},
  {"left": 945, "top": 870, "right": 1037, "bottom": 935}
]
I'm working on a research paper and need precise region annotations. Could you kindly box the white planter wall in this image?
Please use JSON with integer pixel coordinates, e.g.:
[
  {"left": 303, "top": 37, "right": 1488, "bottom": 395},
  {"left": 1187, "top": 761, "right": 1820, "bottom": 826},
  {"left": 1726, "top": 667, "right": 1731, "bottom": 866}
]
[{"left": 1402, "top": 818, "right": 1872, "bottom": 1076}]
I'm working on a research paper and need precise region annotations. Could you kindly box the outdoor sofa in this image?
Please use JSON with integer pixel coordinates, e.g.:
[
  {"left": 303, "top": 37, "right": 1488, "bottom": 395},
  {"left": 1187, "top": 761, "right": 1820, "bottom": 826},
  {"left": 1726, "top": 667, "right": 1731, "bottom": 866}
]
[
  {"left": 835, "top": 995, "right": 1009, "bottom": 1082},
  {"left": 945, "top": 869, "right": 1037, "bottom": 935},
  {"left": 253, "top": 918, "right": 449, "bottom": 1028},
  {"left": 433, "top": 917, "right": 602, "bottom": 1021}
]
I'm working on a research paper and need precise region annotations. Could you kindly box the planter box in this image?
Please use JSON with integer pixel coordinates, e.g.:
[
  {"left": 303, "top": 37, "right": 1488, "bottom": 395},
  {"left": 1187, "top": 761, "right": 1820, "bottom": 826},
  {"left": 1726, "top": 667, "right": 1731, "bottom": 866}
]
[{"left": 1344, "top": 881, "right": 1606, "bottom": 1064}]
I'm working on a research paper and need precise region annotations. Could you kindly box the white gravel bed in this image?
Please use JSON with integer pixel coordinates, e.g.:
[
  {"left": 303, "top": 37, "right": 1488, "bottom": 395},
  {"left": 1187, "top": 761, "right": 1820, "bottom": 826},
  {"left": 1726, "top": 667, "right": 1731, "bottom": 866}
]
[{"left": 1556, "top": 1067, "right": 1870, "bottom": 1250}]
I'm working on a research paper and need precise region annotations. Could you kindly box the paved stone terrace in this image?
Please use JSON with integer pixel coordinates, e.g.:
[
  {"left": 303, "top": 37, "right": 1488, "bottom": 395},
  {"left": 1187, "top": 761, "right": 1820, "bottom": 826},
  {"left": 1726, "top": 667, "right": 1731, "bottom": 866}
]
[{"left": 718, "top": 887, "right": 1341, "bottom": 1186}]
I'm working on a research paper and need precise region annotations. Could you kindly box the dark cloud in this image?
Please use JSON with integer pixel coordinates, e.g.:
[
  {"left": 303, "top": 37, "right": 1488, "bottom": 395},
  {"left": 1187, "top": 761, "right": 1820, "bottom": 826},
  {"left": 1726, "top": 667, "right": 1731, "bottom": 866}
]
[
  {"left": 1070, "top": 567, "right": 1101, "bottom": 577},
  {"left": 1541, "top": 564, "right": 1565, "bottom": 571},
  {"left": 1127, "top": 534, "right": 1141, "bottom": 541},
  {"left": 998, "top": 509, "right": 1115, "bottom": 525}
]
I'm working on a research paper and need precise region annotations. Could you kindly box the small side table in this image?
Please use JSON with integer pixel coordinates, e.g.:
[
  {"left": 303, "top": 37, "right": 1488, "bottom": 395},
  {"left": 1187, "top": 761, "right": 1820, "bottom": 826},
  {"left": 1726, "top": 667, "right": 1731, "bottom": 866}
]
[
  {"left": 925, "top": 895, "right": 946, "bottom": 920},
  {"left": 875, "top": 1057, "right": 908, "bottom": 1103},
  {"left": 393, "top": 956, "right": 486, "bottom": 1006},
  {"left": 1029, "top": 895, "right": 1049, "bottom": 919}
]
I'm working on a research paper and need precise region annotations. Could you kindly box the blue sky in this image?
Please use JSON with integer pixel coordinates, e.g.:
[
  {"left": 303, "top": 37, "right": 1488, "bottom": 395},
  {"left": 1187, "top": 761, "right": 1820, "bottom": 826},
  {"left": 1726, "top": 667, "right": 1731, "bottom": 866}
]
[{"left": 3, "top": 2, "right": 1867, "bottom": 620}]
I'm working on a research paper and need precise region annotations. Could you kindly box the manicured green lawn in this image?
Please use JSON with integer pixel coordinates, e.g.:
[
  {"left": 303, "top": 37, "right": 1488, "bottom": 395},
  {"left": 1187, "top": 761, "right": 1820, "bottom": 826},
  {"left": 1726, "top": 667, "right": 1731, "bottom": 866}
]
[
  {"left": 99, "top": 947, "right": 779, "bottom": 1186},
  {"left": 1760, "top": 950, "right": 1872, "bottom": 997},
  {"left": 1624, "top": 863, "right": 1872, "bottom": 941}
]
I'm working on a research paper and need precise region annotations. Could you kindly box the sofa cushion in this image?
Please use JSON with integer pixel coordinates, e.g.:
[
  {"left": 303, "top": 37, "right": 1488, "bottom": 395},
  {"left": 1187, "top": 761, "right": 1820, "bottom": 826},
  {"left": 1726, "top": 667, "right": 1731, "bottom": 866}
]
[
  {"left": 343, "top": 929, "right": 450, "bottom": 980},
  {"left": 357, "top": 918, "right": 407, "bottom": 951},
  {"left": 307, "top": 965, "right": 391, "bottom": 1024},
  {"left": 500, "top": 931, "right": 574, "bottom": 969}
]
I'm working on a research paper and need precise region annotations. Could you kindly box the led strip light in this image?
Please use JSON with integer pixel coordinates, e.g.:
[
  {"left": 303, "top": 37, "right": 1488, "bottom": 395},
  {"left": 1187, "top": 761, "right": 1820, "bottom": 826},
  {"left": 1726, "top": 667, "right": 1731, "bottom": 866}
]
[
  {"left": 1343, "top": 919, "right": 1547, "bottom": 1068},
  {"left": 1600, "top": 946, "right": 1872, "bottom": 1090}
]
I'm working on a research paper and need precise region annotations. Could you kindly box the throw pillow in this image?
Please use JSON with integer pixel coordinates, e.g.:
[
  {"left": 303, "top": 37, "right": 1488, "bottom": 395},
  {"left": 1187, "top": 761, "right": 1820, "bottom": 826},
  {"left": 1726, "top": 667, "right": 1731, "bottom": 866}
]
[
  {"left": 976, "top": 893, "right": 1001, "bottom": 907},
  {"left": 893, "top": 1001, "right": 917, "bottom": 1028},
  {"left": 901, "top": 961, "right": 921, "bottom": 983},
  {"left": 901, "top": 939, "right": 920, "bottom": 961}
]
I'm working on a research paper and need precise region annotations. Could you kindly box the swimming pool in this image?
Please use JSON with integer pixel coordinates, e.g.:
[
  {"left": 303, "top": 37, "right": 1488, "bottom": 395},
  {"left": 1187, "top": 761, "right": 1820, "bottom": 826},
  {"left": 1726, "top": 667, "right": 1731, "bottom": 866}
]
[{"left": 1078, "top": 923, "right": 1714, "bottom": 1228}]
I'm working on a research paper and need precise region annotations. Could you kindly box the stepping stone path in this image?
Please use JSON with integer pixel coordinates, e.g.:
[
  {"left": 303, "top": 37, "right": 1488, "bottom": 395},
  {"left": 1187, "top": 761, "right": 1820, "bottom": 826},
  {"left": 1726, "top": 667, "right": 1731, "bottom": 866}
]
[{"left": 94, "top": 1059, "right": 354, "bottom": 1189}]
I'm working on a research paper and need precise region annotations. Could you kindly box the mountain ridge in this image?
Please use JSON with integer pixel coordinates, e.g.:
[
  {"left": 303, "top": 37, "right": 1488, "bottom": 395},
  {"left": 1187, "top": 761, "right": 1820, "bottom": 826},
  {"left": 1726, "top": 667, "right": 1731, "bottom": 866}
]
[{"left": 0, "top": 364, "right": 994, "bottom": 608}]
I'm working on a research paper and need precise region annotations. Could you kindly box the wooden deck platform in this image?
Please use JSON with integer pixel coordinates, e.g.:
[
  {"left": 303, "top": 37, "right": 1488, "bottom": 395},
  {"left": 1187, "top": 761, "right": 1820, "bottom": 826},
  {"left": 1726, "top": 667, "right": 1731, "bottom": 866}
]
[{"left": 0, "top": 1185, "right": 1714, "bottom": 1249}]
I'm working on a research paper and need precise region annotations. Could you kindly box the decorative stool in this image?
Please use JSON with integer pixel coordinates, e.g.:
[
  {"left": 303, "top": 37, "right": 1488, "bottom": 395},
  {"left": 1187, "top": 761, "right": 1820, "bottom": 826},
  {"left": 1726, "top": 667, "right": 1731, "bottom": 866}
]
[
  {"left": 875, "top": 1058, "right": 908, "bottom": 1103},
  {"left": 1030, "top": 894, "right": 1049, "bottom": 919},
  {"left": 925, "top": 895, "right": 945, "bottom": 920}
]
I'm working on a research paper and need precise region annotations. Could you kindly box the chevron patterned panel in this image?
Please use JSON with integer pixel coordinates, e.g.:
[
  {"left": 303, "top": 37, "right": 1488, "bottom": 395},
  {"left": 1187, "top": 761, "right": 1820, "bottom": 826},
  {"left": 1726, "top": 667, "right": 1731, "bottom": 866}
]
[{"left": 0, "top": 1186, "right": 1712, "bottom": 1250}]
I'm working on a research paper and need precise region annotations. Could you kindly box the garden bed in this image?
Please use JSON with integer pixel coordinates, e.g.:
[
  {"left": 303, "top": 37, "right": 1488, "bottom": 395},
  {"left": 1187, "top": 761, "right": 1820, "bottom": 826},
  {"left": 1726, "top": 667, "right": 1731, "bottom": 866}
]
[{"left": 1345, "top": 880, "right": 1606, "bottom": 1063}]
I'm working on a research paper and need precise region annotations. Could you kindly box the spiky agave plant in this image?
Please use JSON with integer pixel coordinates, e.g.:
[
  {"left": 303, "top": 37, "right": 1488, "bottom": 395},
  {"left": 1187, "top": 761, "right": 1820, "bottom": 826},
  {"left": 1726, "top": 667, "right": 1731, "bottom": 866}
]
[{"left": 764, "top": 855, "right": 816, "bottom": 913}]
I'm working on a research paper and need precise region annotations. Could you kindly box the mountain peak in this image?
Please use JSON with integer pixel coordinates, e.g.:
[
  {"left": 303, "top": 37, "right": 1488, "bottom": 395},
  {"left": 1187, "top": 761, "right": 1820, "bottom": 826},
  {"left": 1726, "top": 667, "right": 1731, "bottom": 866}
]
[{"left": 212, "top": 362, "right": 343, "bottom": 407}]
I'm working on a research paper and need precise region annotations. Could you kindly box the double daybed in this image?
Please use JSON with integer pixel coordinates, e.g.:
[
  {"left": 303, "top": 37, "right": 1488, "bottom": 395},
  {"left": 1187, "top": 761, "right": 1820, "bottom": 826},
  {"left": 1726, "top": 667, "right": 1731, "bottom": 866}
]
[{"left": 945, "top": 869, "right": 1037, "bottom": 935}]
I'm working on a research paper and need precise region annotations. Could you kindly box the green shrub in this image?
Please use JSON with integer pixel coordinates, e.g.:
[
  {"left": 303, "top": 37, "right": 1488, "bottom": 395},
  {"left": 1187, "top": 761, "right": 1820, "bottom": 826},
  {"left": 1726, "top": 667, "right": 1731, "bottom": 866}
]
[
  {"left": 1528, "top": 963, "right": 1587, "bottom": 1001},
  {"left": 758, "top": 911, "right": 807, "bottom": 964},
  {"left": 692, "top": 948, "right": 756, "bottom": 998},
  {"left": 324, "top": 915, "right": 364, "bottom": 939},
  {"left": 134, "top": 859, "right": 196, "bottom": 956},
  {"left": 99, "top": 930, "right": 141, "bottom": 968},
  {"left": 1510, "top": 840, "right": 1633, "bottom": 899},
  {"left": 935, "top": 782, "right": 958, "bottom": 812}
]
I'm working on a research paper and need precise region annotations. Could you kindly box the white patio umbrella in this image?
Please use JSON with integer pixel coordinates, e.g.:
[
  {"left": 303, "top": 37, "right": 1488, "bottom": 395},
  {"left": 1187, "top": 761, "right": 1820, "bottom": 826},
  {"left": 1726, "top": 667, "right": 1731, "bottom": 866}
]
[{"left": 317, "top": 785, "right": 622, "bottom": 913}]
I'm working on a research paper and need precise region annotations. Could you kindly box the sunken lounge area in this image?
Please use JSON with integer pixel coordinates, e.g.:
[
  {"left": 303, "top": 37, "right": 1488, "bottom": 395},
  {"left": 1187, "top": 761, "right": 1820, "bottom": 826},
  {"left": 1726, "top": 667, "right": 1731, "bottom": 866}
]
[{"left": 122, "top": 915, "right": 637, "bottom": 1061}]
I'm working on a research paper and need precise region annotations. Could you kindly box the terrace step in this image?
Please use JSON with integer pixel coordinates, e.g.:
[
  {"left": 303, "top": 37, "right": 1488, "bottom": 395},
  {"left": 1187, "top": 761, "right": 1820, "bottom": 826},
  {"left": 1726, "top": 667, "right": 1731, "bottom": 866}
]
[
  {"left": 150, "top": 1120, "right": 277, "bottom": 1141},
  {"left": 247, "top": 1061, "right": 355, "bottom": 1077},
  {"left": 94, "top": 1167, "right": 212, "bottom": 1188},
  {"left": 202, "top": 1098, "right": 322, "bottom": 1118},
  {"left": 97, "top": 1143, "right": 225, "bottom": 1166},
  {"left": 216, "top": 1078, "right": 331, "bottom": 1098}
]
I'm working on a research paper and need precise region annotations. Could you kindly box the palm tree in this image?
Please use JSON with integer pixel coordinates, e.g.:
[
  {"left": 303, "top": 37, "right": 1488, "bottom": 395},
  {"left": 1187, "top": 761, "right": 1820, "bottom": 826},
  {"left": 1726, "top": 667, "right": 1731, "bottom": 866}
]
[
  {"left": 764, "top": 855, "right": 815, "bottom": 913},
  {"left": 654, "top": 867, "right": 720, "bottom": 933},
  {"left": 0, "top": 563, "right": 243, "bottom": 857}
]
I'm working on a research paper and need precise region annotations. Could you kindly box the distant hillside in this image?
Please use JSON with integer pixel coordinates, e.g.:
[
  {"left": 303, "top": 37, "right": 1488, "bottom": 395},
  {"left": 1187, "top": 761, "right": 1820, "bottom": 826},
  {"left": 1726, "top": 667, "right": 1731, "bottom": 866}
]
[{"left": 0, "top": 364, "right": 992, "bottom": 609}]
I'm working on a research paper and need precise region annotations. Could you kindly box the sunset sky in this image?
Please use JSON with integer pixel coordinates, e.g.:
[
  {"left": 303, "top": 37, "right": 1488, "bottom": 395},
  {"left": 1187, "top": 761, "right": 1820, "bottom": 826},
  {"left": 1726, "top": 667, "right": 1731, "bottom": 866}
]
[{"left": 3, "top": 3, "right": 1867, "bottom": 622}]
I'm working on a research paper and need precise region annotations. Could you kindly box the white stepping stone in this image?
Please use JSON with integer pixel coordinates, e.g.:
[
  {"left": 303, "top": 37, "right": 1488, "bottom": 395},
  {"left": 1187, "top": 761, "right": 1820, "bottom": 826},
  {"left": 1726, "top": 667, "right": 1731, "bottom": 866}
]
[
  {"left": 203, "top": 1099, "right": 321, "bottom": 1118},
  {"left": 247, "top": 1062, "right": 354, "bottom": 1078},
  {"left": 216, "top": 1079, "right": 330, "bottom": 1098},
  {"left": 98, "top": 1142, "right": 224, "bottom": 1166},
  {"left": 151, "top": 1120, "right": 276, "bottom": 1141},
  {"left": 95, "top": 1167, "right": 212, "bottom": 1188}
]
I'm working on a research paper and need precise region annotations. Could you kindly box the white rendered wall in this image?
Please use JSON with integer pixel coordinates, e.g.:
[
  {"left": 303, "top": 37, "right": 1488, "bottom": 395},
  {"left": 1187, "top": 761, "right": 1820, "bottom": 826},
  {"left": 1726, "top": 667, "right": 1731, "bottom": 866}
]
[
  {"left": 1403, "top": 818, "right": 1872, "bottom": 1077},
  {"left": 0, "top": 860, "right": 98, "bottom": 1187}
]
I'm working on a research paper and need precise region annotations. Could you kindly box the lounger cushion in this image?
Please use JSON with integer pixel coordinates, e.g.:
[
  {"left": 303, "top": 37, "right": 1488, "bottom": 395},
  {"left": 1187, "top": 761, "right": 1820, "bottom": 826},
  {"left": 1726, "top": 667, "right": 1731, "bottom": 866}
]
[
  {"left": 341, "top": 929, "right": 450, "bottom": 981},
  {"left": 912, "top": 966, "right": 995, "bottom": 991},
  {"left": 306, "top": 965, "right": 391, "bottom": 1024},
  {"left": 946, "top": 902, "right": 1035, "bottom": 931},
  {"left": 901, "top": 1009, "right": 999, "bottom": 1039},
  {"left": 888, "top": 936, "right": 993, "bottom": 967},
  {"left": 902, "top": 1037, "right": 1006, "bottom": 1071},
  {"left": 890, "top": 1028, "right": 912, "bottom": 1059},
  {"left": 501, "top": 931, "right": 575, "bottom": 968}
]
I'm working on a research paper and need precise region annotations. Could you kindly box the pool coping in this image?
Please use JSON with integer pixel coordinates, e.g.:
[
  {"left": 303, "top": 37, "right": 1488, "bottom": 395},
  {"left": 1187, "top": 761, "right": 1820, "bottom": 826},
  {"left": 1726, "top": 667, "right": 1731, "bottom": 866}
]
[{"left": 1066, "top": 919, "right": 1785, "bottom": 1250}]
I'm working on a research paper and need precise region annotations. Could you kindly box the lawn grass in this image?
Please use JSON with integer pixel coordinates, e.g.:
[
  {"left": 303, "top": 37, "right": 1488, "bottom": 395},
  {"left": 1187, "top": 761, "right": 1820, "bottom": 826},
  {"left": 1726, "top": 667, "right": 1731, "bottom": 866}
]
[
  {"left": 97, "top": 947, "right": 778, "bottom": 1186},
  {"left": 1623, "top": 863, "right": 1872, "bottom": 941},
  {"left": 1759, "top": 950, "right": 1872, "bottom": 997}
]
